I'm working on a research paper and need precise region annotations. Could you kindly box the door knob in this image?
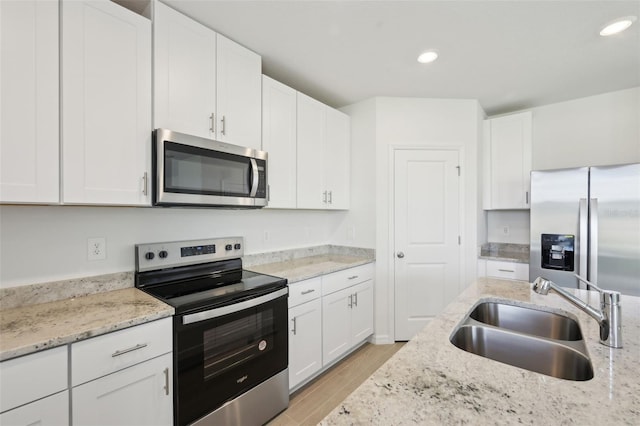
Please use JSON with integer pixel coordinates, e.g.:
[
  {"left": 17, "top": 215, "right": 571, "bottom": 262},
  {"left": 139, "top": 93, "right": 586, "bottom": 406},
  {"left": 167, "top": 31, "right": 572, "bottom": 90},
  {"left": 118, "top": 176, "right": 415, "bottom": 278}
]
[{"left": 397, "top": 252, "right": 405, "bottom": 258}]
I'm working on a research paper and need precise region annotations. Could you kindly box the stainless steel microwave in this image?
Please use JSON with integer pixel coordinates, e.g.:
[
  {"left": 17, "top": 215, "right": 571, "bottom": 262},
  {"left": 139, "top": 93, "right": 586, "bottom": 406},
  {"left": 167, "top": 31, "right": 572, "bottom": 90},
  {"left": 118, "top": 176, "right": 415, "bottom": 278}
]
[{"left": 153, "top": 129, "right": 267, "bottom": 208}]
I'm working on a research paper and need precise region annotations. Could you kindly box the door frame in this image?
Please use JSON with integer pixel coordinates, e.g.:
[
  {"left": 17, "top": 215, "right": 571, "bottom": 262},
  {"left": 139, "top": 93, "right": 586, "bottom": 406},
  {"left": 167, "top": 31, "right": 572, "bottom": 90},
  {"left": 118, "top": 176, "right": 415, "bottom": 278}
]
[{"left": 387, "top": 145, "right": 466, "bottom": 342}]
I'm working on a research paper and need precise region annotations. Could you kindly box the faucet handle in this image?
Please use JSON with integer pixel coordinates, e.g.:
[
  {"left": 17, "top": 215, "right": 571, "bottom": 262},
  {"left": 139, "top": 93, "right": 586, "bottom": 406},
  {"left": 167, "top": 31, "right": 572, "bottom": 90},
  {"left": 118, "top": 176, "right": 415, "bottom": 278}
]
[{"left": 573, "top": 274, "right": 621, "bottom": 305}]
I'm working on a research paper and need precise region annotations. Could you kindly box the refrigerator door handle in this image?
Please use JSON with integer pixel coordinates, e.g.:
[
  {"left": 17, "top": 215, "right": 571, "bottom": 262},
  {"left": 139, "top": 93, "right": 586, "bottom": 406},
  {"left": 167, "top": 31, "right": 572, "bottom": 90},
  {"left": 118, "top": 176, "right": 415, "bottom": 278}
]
[
  {"left": 589, "top": 198, "right": 599, "bottom": 284},
  {"left": 578, "top": 198, "right": 588, "bottom": 286}
]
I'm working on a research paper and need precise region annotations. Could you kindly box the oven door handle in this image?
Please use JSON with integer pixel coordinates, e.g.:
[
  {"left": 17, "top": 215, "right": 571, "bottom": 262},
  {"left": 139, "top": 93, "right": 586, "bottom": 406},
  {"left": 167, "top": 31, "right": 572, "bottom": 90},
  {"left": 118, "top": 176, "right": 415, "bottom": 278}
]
[{"left": 182, "top": 287, "right": 288, "bottom": 325}]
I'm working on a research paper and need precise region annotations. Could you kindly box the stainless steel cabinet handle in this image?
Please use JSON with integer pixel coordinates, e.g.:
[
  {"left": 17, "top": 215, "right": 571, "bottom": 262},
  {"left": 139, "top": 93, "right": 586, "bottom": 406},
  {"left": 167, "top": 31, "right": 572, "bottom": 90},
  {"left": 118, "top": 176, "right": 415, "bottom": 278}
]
[
  {"left": 163, "top": 367, "right": 170, "bottom": 396},
  {"left": 526, "top": 191, "right": 529, "bottom": 205},
  {"left": 221, "top": 115, "right": 226, "bottom": 136},
  {"left": 209, "top": 113, "right": 215, "bottom": 133},
  {"left": 498, "top": 269, "right": 515, "bottom": 273},
  {"left": 323, "top": 191, "right": 327, "bottom": 203},
  {"left": 301, "top": 289, "right": 315, "bottom": 295},
  {"left": 291, "top": 317, "right": 297, "bottom": 335},
  {"left": 348, "top": 275, "right": 358, "bottom": 280},
  {"left": 397, "top": 252, "right": 405, "bottom": 259},
  {"left": 353, "top": 292, "right": 358, "bottom": 307},
  {"left": 142, "top": 172, "right": 148, "bottom": 196},
  {"left": 328, "top": 191, "right": 333, "bottom": 204},
  {"left": 348, "top": 294, "right": 353, "bottom": 308},
  {"left": 111, "top": 343, "right": 147, "bottom": 357}
]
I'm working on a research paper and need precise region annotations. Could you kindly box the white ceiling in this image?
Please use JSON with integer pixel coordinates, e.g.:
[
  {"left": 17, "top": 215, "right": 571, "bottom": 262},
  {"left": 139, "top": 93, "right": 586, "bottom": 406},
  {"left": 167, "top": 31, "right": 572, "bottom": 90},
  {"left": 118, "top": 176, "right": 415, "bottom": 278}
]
[{"left": 163, "top": 0, "right": 640, "bottom": 116}]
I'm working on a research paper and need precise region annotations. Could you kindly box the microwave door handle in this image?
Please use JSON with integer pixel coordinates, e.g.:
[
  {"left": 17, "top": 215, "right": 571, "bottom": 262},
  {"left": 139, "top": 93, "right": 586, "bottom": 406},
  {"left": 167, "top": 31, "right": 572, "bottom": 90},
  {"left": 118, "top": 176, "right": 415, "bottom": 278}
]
[{"left": 249, "top": 158, "right": 259, "bottom": 197}]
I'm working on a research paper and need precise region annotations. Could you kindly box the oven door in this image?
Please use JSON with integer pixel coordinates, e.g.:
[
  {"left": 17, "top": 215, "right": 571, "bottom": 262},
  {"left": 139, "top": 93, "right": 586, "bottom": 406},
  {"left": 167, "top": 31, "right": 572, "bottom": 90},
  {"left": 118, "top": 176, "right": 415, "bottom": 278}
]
[
  {"left": 154, "top": 128, "right": 267, "bottom": 207},
  {"left": 174, "top": 288, "right": 288, "bottom": 426}
]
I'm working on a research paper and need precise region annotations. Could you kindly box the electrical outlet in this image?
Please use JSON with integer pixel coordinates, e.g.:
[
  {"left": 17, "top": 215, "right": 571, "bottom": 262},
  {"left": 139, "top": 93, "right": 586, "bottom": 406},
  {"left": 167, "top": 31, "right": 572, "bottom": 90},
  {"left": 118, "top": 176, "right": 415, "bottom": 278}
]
[
  {"left": 263, "top": 230, "right": 269, "bottom": 242},
  {"left": 87, "top": 237, "right": 106, "bottom": 261},
  {"left": 347, "top": 226, "right": 356, "bottom": 241},
  {"left": 502, "top": 226, "right": 510, "bottom": 236}
]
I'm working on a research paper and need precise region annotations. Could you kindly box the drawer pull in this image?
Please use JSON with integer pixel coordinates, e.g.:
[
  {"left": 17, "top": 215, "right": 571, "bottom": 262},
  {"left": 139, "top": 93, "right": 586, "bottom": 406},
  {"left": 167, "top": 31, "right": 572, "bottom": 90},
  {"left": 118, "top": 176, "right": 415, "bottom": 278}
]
[
  {"left": 111, "top": 343, "right": 148, "bottom": 358},
  {"left": 291, "top": 317, "right": 297, "bottom": 335},
  {"left": 163, "top": 367, "right": 170, "bottom": 396},
  {"left": 348, "top": 275, "right": 359, "bottom": 280},
  {"left": 498, "top": 269, "right": 515, "bottom": 273},
  {"left": 301, "top": 289, "right": 315, "bottom": 295}
]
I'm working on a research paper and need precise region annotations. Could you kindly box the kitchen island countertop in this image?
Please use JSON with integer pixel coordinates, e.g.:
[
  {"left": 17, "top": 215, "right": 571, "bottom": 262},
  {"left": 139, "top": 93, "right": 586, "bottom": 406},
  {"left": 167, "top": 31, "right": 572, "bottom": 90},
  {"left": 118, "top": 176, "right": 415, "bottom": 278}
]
[
  {"left": 0, "top": 288, "right": 174, "bottom": 361},
  {"left": 320, "top": 278, "right": 640, "bottom": 425}
]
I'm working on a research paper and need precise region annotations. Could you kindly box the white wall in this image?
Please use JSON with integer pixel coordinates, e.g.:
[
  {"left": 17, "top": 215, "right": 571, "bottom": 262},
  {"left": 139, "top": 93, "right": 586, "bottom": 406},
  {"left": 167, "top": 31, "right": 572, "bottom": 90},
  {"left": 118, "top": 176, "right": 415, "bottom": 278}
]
[
  {"left": 486, "top": 210, "right": 530, "bottom": 244},
  {"left": 340, "top": 97, "right": 482, "bottom": 343},
  {"left": 0, "top": 205, "right": 345, "bottom": 287}
]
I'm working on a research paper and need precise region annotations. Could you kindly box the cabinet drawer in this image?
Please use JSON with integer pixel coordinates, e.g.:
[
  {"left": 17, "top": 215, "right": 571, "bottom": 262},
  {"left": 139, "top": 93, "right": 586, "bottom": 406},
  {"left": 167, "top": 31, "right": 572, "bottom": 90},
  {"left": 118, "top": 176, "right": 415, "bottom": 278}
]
[
  {"left": 322, "top": 263, "right": 373, "bottom": 296},
  {"left": 288, "top": 277, "right": 321, "bottom": 308},
  {"left": 486, "top": 260, "right": 529, "bottom": 281},
  {"left": 0, "top": 390, "right": 68, "bottom": 425},
  {"left": 72, "top": 317, "right": 172, "bottom": 386},
  {"left": 0, "top": 346, "right": 67, "bottom": 413}
]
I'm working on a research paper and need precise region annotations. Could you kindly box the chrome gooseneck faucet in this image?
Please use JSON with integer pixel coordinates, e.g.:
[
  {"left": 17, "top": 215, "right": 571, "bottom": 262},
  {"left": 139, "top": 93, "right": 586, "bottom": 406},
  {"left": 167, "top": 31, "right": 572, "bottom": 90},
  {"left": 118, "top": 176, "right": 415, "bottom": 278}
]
[{"left": 532, "top": 275, "right": 622, "bottom": 348}]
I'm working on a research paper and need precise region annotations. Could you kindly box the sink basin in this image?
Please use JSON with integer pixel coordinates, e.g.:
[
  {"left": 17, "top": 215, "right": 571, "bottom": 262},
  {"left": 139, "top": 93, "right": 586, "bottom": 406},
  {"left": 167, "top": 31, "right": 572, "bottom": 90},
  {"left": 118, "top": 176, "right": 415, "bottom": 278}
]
[
  {"left": 469, "top": 302, "right": 582, "bottom": 341},
  {"left": 450, "top": 325, "right": 593, "bottom": 381},
  {"left": 450, "top": 300, "right": 593, "bottom": 381}
]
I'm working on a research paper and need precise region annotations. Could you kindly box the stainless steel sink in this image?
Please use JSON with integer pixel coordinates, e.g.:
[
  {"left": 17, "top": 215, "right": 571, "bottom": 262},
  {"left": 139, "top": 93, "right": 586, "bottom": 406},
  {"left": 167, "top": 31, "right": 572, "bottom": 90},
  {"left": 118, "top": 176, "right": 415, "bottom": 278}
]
[
  {"left": 450, "top": 300, "right": 593, "bottom": 381},
  {"left": 469, "top": 302, "right": 582, "bottom": 341}
]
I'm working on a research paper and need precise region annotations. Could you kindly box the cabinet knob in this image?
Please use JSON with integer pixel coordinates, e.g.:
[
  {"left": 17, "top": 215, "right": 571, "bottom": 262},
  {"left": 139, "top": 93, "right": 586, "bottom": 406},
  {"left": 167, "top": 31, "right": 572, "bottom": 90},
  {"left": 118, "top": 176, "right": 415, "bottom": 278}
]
[{"left": 397, "top": 252, "right": 405, "bottom": 259}]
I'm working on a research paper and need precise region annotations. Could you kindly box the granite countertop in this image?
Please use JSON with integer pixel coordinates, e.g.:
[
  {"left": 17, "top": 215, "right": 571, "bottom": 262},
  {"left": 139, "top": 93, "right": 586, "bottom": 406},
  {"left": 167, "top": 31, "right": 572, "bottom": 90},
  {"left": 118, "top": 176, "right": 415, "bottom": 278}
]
[
  {"left": 479, "top": 243, "right": 529, "bottom": 264},
  {"left": 246, "top": 253, "right": 374, "bottom": 284},
  {"left": 321, "top": 278, "right": 640, "bottom": 425},
  {"left": 0, "top": 288, "right": 174, "bottom": 361}
]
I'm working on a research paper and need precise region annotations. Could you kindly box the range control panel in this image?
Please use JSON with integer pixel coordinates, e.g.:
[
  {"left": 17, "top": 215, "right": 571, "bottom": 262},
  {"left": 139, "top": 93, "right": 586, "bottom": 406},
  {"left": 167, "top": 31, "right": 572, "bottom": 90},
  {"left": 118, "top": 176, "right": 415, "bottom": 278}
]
[{"left": 135, "top": 237, "right": 244, "bottom": 272}]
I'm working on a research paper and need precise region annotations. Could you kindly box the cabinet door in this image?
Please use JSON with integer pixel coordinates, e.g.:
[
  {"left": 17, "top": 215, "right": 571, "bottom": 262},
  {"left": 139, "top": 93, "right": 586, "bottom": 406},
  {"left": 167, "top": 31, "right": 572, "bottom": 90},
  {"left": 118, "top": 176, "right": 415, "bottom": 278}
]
[
  {"left": 485, "top": 111, "right": 532, "bottom": 209},
  {"left": 216, "top": 34, "right": 262, "bottom": 149},
  {"left": 322, "top": 286, "right": 352, "bottom": 366},
  {"left": 154, "top": 1, "right": 216, "bottom": 140},
  {"left": 296, "top": 93, "right": 326, "bottom": 209},
  {"left": 350, "top": 280, "right": 374, "bottom": 343},
  {"left": 0, "top": 0, "right": 59, "bottom": 203},
  {"left": 324, "top": 107, "right": 350, "bottom": 210},
  {"left": 262, "top": 76, "right": 297, "bottom": 209},
  {"left": 288, "top": 298, "right": 322, "bottom": 390},
  {"left": 62, "top": 0, "right": 151, "bottom": 205},
  {"left": 0, "top": 391, "right": 68, "bottom": 426},
  {"left": 73, "top": 353, "right": 172, "bottom": 426}
]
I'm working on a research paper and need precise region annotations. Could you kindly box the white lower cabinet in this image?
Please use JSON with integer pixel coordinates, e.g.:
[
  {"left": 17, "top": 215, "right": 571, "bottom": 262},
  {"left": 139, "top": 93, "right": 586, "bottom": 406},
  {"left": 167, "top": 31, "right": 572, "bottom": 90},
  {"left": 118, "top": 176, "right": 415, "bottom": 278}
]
[
  {"left": 288, "top": 297, "right": 322, "bottom": 390},
  {"left": 478, "top": 259, "right": 529, "bottom": 281},
  {"left": 71, "top": 317, "right": 173, "bottom": 425},
  {"left": 0, "top": 390, "right": 68, "bottom": 426},
  {"left": 73, "top": 353, "right": 172, "bottom": 426},
  {"left": 322, "top": 280, "right": 373, "bottom": 366}
]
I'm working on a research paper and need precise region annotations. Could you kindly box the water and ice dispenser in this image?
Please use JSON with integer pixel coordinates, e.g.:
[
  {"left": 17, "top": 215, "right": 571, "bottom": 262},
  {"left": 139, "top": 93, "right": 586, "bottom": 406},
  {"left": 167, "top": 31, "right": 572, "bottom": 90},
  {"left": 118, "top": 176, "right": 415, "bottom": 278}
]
[{"left": 540, "top": 234, "right": 575, "bottom": 271}]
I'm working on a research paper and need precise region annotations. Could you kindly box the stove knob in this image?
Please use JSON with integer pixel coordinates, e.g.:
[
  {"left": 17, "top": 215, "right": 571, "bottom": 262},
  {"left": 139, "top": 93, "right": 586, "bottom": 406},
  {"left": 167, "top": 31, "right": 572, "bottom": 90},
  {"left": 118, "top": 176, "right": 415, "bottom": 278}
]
[
  {"left": 234, "top": 243, "right": 241, "bottom": 250},
  {"left": 225, "top": 244, "right": 233, "bottom": 251},
  {"left": 159, "top": 250, "right": 168, "bottom": 259},
  {"left": 145, "top": 252, "right": 155, "bottom": 260}
]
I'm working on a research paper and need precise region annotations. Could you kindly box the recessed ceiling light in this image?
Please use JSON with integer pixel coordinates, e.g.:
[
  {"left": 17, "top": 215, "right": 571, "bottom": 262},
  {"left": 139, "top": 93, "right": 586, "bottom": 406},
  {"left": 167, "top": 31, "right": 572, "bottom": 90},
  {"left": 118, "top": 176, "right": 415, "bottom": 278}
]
[
  {"left": 600, "top": 16, "right": 637, "bottom": 36},
  {"left": 417, "top": 50, "right": 438, "bottom": 64}
]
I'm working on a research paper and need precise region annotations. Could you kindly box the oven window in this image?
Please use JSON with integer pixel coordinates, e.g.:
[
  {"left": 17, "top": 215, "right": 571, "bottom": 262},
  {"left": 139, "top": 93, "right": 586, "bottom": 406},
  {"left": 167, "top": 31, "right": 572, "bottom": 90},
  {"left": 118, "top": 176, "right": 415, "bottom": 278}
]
[
  {"left": 164, "top": 141, "right": 251, "bottom": 196},
  {"left": 202, "top": 310, "right": 274, "bottom": 380}
]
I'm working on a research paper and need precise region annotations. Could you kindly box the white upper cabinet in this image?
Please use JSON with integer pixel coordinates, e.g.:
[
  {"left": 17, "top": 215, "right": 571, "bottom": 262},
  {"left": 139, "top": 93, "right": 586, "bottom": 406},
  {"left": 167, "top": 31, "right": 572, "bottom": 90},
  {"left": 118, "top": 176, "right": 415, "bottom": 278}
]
[
  {"left": 297, "top": 93, "right": 326, "bottom": 209},
  {"left": 62, "top": 0, "right": 151, "bottom": 205},
  {"left": 216, "top": 34, "right": 262, "bottom": 150},
  {"left": 154, "top": 2, "right": 262, "bottom": 149},
  {"left": 297, "top": 93, "right": 350, "bottom": 210},
  {"left": 262, "top": 76, "right": 297, "bottom": 208},
  {"left": 324, "top": 107, "right": 350, "bottom": 210},
  {"left": 483, "top": 111, "right": 532, "bottom": 209},
  {"left": 0, "top": 0, "right": 59, "bottom": 204},
  {"left": 153, "top": 1, "right": 216, "bottom": 140}
]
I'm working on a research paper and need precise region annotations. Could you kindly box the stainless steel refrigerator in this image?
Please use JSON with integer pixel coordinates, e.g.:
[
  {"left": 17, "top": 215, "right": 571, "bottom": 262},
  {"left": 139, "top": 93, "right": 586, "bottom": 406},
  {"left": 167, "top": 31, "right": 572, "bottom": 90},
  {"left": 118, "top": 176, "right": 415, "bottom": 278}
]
[{"left": 529, "top": 163, "right": 640, "bottom": 296}]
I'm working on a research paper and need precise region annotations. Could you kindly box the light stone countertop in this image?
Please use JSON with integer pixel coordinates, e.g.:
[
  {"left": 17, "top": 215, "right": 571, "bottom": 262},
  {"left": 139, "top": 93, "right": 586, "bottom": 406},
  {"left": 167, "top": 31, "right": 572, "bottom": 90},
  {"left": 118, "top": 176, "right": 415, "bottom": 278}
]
[
  {"left": 479, "top": 243, "right": 530, "bottom": 264},
  {"left": 0, "top": 288, "right": 174, "bottom": 361},
  {"left": 320, "top": 278, "right": 640, "bottom": 425},
  {"left": 246, "top": 254, "right": 374, "bottom": 284}
]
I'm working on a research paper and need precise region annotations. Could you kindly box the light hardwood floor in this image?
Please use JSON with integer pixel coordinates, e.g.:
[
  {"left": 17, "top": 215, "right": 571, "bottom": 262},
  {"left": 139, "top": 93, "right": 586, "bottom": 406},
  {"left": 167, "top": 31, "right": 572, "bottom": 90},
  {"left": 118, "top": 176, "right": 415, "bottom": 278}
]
[{"left": 268, "top": 342, "right": 406, "bottom": 426}]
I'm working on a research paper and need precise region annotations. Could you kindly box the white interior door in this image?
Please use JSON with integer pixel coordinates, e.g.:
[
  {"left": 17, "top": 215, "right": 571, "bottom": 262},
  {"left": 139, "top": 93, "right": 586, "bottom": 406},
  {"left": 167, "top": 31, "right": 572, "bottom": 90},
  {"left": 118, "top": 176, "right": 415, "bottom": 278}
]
[{"left": 394, "top": 148, "right": 461, "bottom": 340}]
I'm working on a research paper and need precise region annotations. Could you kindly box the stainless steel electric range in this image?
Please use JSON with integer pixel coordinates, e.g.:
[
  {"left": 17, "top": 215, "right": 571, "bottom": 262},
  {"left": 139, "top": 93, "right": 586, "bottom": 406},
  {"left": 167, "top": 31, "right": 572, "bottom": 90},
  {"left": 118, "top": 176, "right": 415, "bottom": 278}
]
[{"left": 135, "top": 237, "right": 288, "bottom": 426}]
